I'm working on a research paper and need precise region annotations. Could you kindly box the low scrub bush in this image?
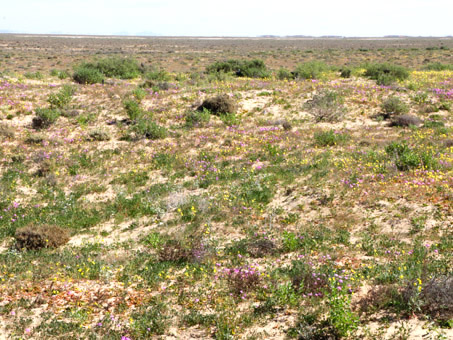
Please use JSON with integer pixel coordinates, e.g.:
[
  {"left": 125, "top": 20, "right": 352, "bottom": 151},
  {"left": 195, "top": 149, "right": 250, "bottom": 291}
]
[
  {"left": 0, "top": 123, "right": 15, "bottom": 138},
  {"left": 314, "top": 130, "right": 348, "bottom": 147},
  {"left": 293, "top": 61, "right": 330, "bottom": 80},
  {"left": 304, "top": 90, "right": 345, "bottom": 122},
  {"left": 185, "top": 109, "right": 211, "bottom": 128},
  {"left": 132, "top": 118, "right": 167, "bottom": 140},
  {"left": 423, "top": 62, "right": 453, "bottom": 71},
  {"left": 15, "top": 224, "right": 70, "bottom": 251},
  {"left": 277, "top": 67, "right": 293, "bottom": 80},
  {"left": 363, "top": 63, "right": 409, "bottom": 85},
  {"left": 385, "top": 141, "right": 437, "bottom": 171},
  {"left": 73, "top": 66, "right": 104, "bottom": 84},
  {"left": 91, "top": 56, "right": 141, "bottom": 79},
  {"left": 32, "top": 108, "right": 61, "bottom": 129},
  {"left": 47, "top": 84, "right": 75, "bottom": 109},
  {"left": 206, "top": 59, "right": 270, "bottom": 78},
  {"left": 380, "top": 96, "right": 409, "bottom": 117},
  {"left": 123, "top": 98, "right": 144, "bottom": 121}
]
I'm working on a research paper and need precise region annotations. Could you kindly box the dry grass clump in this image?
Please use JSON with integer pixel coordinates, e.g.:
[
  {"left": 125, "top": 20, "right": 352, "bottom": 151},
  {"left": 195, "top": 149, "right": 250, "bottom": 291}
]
[
  {"left": 390, "top": 114, "right": 422, "bottom": 127},
  {"left": 419, "top": 276, "right": 453, "bottom": 320},
  {"left": 0, "top": 123, "right": 15, "bottom": 138},
  {"left": 157, "top": 239, "right": 207, "bottom": 263},
  {"left": 246, "top": 239, "right": 276, "bottom": 258},
  {"left": 15, "top": 224, "right": 70, "bottom": 251},
  {"left": 197, "top": 95, "right": 236, "bottom": 116},
  {"left": 86, "top": 129, "right": 111, "bottom": 141}
]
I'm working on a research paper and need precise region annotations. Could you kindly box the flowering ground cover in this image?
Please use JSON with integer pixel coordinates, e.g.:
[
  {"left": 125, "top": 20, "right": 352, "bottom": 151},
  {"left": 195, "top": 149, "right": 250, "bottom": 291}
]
[{"left": 0, "top": 36, "right": 452, "bottom": 339}]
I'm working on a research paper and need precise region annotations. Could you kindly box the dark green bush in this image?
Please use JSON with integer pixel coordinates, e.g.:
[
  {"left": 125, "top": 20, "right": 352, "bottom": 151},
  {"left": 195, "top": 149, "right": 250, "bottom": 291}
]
[
  {"left": 340, "top": 67, "right": 352, "bottom": 78},
  {"left": 363, "top": 63, "right": 409, "bottom": 85},
  {"left": 89, "top": 57, "right": 141, "bottom": 79},
  {"left": 206, "top": 59, "right": 270, "bottom": 78},
  {"left": 293, "top": 61, "right": 330, "bottom": 80},
  {"left": 73, "top": 66, "right": 104, "bottom": 84}
]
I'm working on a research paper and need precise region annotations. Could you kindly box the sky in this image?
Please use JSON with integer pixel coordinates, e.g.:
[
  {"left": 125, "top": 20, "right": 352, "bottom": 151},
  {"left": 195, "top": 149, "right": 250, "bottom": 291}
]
[{"left": 1, "top": 0, "right": 452, "bottom": 37}]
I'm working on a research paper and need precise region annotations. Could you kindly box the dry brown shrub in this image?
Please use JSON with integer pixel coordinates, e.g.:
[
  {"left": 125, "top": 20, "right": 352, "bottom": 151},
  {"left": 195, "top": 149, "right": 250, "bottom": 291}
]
[
  {"left": 15, "top": 224, "right": 70, "bottom": 251},
  {"left": 419, "top": 276, "right": 453, "bottom": 320},
  {"left": 247, "top": 239, "right": 276, "bottom": 258},
  {"left": 197, "top": 95, "right": 236, "bottom": 116},
  {"left": 0, "top": 123, "right": 15, "bottom": 138}
]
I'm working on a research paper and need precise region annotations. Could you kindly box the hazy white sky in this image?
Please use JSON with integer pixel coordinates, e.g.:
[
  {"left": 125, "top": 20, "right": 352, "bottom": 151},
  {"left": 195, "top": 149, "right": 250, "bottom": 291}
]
[{"left": 1, "top": 0, "right": 452, "bottom": 37}]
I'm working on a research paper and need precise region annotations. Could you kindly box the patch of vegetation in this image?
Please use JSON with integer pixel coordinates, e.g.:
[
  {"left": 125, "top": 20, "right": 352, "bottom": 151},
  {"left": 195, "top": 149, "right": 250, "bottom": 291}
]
[
  {"left": 15, "top": 224, "right": 70, "bottom": 251},
  {"left": 206, "top": 59, "right": 270, "bottom": 78},
  {"left": 304, "top": 90, "right": 346, "bottom": 122},
  {"left": 364, "top": 63, "right": 410, "bottom": 85},
  {"left": 293, "top": 61, "right": 331, "bottom": 80}
]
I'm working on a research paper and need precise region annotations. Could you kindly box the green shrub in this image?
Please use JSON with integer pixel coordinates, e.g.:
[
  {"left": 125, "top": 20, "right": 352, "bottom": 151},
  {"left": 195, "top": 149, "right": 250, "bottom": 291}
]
[
  {"left": 132, "top": 118, "right": 167, "bottom": 140},
  {"left": 47, "top": 84, "right": 75, "bottom": 109},
  {"left": 340, "top": 67, "right": 352, "bottom": 78},
  {"left": 220, "top": 113, "right": 240, "bottom": 126},
  {"left": 132, "top": 87, "right": 147, "bottom": 101},
  {"left": 185, "top": 109, "right": 211, "bottom": 128},
  {"left": 123, "top": 98, "right": 144, "bottom": 121},
  {"left": 423, "top": 62, "right": 453, "bottom": 71},
  {"left": 24, "top": 71, "right": 44, "bottom": 80},
  {"left": 206, "top": 59, "right": 270, "bottom": 78},
  {"left": 89, "top": 56, "right": 141, "bottom": 79},
  {"left": 363, "top": 63, "right": 409, "bottom": 85},
  {"left": 293, "top": 61, "right": 330, "bottom": 80},
  {"left": 314, "top": 130, "right": 348, "bottom": 147},
  {"left": 385, "top": 141, "right": 437, "bottom": 171},
  {"left": 277, "top": 67, "right": 293, "bottom": 80},
  {"left": 380, "top": 96, "right": 409, "bottom": 116},
  {"left": 145, "top": 68, "right": 171, "bottom": 81},
  {"left": 304, "top": 90, "right": 345, "bottom": 122},
  {"left": 73, "top": 66, "right": 104, "bottom": 84},
  {"left": 33, "top": 108, "right": 61, "bottom": 129}
]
